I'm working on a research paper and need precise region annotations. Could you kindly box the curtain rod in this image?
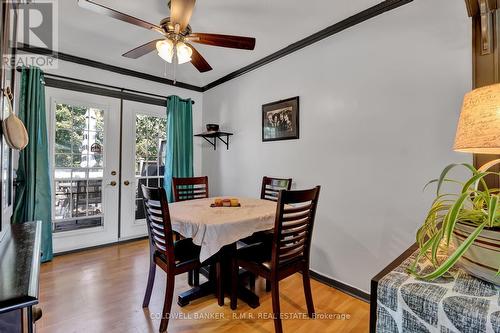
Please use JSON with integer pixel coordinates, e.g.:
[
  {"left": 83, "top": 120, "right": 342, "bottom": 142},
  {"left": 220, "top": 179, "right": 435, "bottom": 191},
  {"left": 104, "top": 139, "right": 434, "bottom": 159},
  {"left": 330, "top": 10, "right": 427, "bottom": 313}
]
[{"left": 15, "top": 67, "right": 195, "bottom": 104}]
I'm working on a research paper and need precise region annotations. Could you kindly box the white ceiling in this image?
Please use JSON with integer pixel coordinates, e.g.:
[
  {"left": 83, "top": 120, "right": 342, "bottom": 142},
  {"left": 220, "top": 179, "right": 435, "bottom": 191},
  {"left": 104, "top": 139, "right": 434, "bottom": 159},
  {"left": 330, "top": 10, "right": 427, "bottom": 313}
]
[{"left": 56, "top": 0, "right": 381, "bottom": 87}]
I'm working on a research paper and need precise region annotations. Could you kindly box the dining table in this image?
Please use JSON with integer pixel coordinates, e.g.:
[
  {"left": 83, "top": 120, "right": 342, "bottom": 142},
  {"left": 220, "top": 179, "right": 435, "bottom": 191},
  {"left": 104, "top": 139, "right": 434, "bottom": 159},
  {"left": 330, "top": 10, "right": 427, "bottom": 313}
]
[{"left": 168, "top": 196, "right": 278, "bottom": 308}]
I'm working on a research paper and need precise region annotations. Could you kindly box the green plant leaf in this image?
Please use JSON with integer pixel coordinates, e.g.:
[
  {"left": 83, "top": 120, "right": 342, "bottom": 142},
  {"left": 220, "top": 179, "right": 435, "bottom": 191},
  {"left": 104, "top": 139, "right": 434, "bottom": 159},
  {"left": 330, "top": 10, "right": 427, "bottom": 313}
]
[
  {"left": 408, "top": 231, "right": 441, "bottom": 274},
  {"left": 423, "top": 178, "right": 464, "bottom": 192},
  {"left": 461, "top": 172, "right": 493, "bottom": 195},
  {"left": 436, "top": 163, "right": 477, "bottom": 196},
  {"left": 444, "top": 192, "right": 470, "bottom": 245},
  {"left": 416, "top": 222, "right": 487, "bottom": 280},
  {"left": 431, "top": 227, "right": 444, "bottom": 265},
  {"left": 488, "top": 195, "right": 499, "bottom": 228}
]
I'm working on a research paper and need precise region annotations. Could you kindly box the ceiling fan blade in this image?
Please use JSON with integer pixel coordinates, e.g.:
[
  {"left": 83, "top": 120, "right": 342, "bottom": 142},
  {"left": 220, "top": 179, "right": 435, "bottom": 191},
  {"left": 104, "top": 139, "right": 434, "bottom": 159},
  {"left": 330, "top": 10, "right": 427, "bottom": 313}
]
[
  {"left": 170, "top": 0, "right": 196, "bottom": 32},
  {"left": 186, "top": 43, "right": 212, "bottom": 72},
  {"left": 122, "top": 39, "right": 163, "bottom": 59},
  {"left": 188, "top": 33, "right": 255, "bottom": 50},
  {"left": 78, "top": 0, "right": 163, "bottom": 34}
]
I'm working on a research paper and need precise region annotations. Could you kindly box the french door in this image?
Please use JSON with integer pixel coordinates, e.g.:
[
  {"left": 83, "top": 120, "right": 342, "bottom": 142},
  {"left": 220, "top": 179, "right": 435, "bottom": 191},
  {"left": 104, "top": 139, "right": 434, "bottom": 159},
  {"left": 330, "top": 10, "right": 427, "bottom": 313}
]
[
  {"left": 47, "top": 89, "right": 167, "bottom": 252},
  {"left": 120, "top": 100, "right": 167, "bottom": 240},
  {"left": 47, "top": 88, "right": 121, "bottom": 253}
]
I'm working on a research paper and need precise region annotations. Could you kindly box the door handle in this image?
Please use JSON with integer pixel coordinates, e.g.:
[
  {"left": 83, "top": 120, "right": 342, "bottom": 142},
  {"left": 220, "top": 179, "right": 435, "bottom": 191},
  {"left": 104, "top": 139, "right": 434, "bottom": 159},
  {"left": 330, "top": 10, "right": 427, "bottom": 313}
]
[
  {"left": 108, "top": 181, "right": 117, "bottom": 187},
  {"left": 123, "top": 180, "right": 130, "bottom": 186}
]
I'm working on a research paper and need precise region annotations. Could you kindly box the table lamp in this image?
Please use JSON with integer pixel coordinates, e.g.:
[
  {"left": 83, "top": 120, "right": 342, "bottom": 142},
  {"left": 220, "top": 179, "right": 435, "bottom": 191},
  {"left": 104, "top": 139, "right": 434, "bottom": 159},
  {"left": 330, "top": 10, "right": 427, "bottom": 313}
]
[
  {"left": 451, "top": 83, "right": 500, "bottom": 285},
  {"left": 454, "top": 83, "right": 500, "bottom": 171}
]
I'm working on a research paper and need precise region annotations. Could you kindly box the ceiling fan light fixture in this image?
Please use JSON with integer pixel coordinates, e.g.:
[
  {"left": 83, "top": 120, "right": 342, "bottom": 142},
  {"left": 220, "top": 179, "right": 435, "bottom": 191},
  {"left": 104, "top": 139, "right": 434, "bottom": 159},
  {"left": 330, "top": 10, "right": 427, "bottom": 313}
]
[
  {"left": 176, "top": 42, "right": 193, "bottom": 64},
  {"left": 156, "top": 39, "right": 174, "bottom": 63}
]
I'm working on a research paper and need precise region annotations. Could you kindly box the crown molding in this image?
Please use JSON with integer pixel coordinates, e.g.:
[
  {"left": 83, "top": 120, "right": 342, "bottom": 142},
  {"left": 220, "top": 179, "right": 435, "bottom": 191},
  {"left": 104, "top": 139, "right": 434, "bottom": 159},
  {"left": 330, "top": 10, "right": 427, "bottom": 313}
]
[
  {"left": 15, "top": 43, "right": 204, "bottom": 92},
  {"left": 202, "top": 0, "right": 413, "bottom": 91}
]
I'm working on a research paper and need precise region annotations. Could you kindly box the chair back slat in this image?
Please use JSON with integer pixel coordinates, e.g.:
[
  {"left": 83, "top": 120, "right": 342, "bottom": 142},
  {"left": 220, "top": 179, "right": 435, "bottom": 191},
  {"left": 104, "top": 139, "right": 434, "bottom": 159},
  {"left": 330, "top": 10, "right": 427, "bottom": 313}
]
[
  {"left": 281, "top": 223, "right": 309, "bottom": 236},
  {"left": 280, "top": 232, "right": 306, "bottom": 246},
  {"left": 279, "top": 245, "right": 305, "bottom": 262},
  {"left": 282, "top": 210, "right": 311, "bottom": 222},
  {"left": 261, "top": 177, "right": 292, "bottom": 202},
  {"left": 281, "top": 219, "right": 308, "bottom": 230},
  {"left": 151, "top": 227, "right": 166, "bottom": 239},
  {"left": 141, "top": 185, "right": 176, "bottom": 263},
  {"left": 284, "top": 204, "right": 312, "bottom": 214},
  {"left": 173, "top": 176, "right": 209, "bottom": 202},
  {"left": 271, "top": 186, "right": 321, "bottom": 268}
]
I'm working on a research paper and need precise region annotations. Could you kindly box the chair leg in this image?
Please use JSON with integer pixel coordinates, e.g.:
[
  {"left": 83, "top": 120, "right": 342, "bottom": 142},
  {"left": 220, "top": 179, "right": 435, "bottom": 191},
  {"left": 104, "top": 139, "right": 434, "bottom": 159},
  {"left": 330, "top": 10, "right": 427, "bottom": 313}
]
[
  {"left": 230, "top": 258, "right": 238, "bottom": 310},
  {"left": 188, "top": 270, "right": 194, "bottom": 286},
  {"left": 159, "top": 272, "right": 175, "bottom": 333},
  {"left": 266, "top": 279, "right": 272, "bottom": 292},
  {"left": 249, "top": 273, "right": 256, "bottom": 290},
  {"left": 302, "top": 268, "right": 315, "bottom": 318},
  {"left": 193, "top": 267, "right": 200, "bottom": 287},
  {"left": 271, "top": 281, "right": 283, "bottom": 333},
  {"left": 216, "top": 261, "right": 224, "bottom": 306},
  {"left": 142, "top": 259, "right": 156, "bottom": 308}
]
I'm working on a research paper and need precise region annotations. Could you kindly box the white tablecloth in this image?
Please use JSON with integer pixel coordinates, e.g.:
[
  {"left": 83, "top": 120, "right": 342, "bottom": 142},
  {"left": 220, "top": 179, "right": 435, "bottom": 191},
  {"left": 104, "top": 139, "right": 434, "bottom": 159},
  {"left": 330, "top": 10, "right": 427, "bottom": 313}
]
[{"left": 169, "top": 197, "right": 277, "bottom": 262}]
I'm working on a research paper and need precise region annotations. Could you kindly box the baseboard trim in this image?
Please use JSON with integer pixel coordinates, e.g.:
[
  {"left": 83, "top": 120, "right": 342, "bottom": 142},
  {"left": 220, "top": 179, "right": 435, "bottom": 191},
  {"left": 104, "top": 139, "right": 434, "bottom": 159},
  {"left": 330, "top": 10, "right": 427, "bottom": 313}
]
[
  {"left": 53, "top": 236, "right": 148, "bottom": 257},
  {"left": 309, "top": 270, "right": 370, "bottom": 303}
]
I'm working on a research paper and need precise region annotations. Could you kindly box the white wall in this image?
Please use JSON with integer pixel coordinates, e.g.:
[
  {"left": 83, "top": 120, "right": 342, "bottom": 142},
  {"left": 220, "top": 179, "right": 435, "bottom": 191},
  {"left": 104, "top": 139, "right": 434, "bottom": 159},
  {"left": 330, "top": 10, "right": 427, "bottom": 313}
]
[{"left": 201, "top": 0, "right": 472, "bottom": 293}]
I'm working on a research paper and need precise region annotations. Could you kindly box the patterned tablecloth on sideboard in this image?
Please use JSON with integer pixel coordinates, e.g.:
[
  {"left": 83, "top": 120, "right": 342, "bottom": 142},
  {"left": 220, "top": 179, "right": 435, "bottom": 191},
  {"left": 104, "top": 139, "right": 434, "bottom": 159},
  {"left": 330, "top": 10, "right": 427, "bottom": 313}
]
[{"left": 376, "top": 251, "right": 500, "bottom": 333}]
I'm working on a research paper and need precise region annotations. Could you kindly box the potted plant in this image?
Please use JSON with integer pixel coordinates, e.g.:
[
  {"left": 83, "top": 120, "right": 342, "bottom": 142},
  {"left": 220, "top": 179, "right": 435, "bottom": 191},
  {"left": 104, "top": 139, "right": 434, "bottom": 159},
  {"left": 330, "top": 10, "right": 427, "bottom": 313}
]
[{"left": 409, "top": 162, "right": 500, "bottom": 284}]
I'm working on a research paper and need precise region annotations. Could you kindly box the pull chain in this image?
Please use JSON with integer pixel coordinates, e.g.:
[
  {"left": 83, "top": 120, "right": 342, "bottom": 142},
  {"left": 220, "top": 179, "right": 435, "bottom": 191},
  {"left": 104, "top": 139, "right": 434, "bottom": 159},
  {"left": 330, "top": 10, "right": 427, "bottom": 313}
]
[{"left": 173, "top": 44, "right": 177, "bottom": 84}]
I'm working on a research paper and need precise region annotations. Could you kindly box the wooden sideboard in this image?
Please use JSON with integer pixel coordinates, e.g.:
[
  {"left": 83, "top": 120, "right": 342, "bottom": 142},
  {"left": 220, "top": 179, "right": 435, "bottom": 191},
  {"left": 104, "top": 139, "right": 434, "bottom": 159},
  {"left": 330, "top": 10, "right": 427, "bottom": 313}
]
[
  {"left": 369, "top": 243, "right": 418, "bottom": 333},
  {"left": 370, "top": 243, "right": 500, "bottom": 332},
  {"left": 0, "top": 221, "right": 42, "bottom": 333}
]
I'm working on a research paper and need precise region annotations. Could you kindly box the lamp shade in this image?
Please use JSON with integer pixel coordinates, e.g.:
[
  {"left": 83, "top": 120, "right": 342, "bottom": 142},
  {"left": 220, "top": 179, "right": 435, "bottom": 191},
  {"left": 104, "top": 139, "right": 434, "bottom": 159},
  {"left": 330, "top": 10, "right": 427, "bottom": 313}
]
[
  {"left": 454, "top": 83, "right": 500, "bottom": 154},
  {"left": 176, "top": 42, "right": 192, "bottom": 64},
  {"left": 156, "top": 39, "right": 174, "bottom": 63}
]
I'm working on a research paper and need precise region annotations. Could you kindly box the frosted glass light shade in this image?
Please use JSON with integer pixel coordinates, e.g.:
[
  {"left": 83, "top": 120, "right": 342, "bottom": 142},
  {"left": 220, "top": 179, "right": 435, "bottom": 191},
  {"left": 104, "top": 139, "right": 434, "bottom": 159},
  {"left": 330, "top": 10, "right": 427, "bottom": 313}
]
[
  {"left": 176, "top": 42, "right": 192, "bottom": 64},
  {"left": 454, "top": 83, "right": 500, "bottom": 154},
  {"left": 156, "top": 39, "right": 174, "bottom": 63}
]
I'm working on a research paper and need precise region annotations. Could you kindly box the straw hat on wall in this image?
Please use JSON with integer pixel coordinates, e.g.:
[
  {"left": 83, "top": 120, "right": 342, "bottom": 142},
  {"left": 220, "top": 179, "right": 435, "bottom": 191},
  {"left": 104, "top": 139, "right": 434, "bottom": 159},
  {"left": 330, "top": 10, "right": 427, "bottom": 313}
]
[{"left": 2, "top": 87, "right": 28, "bottom": 150}]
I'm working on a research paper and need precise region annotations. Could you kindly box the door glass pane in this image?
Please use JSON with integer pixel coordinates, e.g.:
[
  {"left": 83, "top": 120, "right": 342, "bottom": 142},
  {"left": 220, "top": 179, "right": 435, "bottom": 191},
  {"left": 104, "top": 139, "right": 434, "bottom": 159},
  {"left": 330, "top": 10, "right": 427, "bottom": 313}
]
[
  {"left": 135, "top": 114, "right": 166, "bottom": 220},
  {"left": 52, "top": 103, "right": 105, "bottom": 233},
  {"left": 88, "top": 180, "right": 102, "bottom": 216}
]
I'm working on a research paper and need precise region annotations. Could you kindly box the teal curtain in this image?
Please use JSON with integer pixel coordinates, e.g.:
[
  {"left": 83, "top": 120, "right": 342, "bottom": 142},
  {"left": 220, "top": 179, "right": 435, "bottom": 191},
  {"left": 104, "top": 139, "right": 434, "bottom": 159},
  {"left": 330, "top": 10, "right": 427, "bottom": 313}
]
[
  {"left": 12, "top": 67, "right": 52, "bottom": 262},
  {"left": 164, "top": 95, "right": 193, "bottom": 202}
]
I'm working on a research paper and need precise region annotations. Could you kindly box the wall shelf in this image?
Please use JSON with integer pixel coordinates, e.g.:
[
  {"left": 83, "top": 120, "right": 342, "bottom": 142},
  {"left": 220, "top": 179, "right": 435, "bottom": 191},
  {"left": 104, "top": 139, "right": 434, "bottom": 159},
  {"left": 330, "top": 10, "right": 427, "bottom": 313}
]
[{"left": 195, "top": 131, "right": 233, "bottom": 150}]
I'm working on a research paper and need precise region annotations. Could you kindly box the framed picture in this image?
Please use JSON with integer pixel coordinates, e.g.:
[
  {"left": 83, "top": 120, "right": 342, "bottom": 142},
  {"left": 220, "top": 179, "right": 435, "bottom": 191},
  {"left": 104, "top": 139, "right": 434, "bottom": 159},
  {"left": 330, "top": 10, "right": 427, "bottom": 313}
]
[{"left": 262, "top": 96, "right": 299, "bottom": 142}]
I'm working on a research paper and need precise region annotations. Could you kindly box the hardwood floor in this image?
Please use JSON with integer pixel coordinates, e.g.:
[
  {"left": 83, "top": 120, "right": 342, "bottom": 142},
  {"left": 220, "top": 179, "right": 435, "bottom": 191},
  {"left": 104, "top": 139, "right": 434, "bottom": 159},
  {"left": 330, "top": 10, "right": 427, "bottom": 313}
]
[{"left": 38, "top": 240, "right": 369, "bottom": 333}]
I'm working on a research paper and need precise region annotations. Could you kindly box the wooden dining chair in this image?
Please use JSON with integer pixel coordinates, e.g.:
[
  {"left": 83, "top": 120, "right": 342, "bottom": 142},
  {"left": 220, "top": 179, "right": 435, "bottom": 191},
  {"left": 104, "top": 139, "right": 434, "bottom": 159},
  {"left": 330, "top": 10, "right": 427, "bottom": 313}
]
[
  {"left": 241, "top": 177, "right": 292, "bottom": 248},
  {"left": 171, "top": 176, "right": 209, "bottom": 286},
  {"left": 261, "top": 176, "right": 292, "bottom": 201},
  {"left": 141, "top": 185, "right": 202, "bottom": 333},
  {"left": 231, "top": 186, "right": 321, "bottom": 333},
  {"left": 240, "top": 176, "right": 293, "bottom": 291},
  {"left": 172, "top": 176, "right": 209, "bottom": 202}
]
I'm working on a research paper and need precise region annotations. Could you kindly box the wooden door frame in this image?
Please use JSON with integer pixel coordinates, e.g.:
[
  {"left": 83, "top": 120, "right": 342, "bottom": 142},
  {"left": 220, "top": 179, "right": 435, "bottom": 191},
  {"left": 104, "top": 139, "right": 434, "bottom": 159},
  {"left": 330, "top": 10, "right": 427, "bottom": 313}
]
[{"left": 465, "top": 0, "right": 500, "bottom": 186}]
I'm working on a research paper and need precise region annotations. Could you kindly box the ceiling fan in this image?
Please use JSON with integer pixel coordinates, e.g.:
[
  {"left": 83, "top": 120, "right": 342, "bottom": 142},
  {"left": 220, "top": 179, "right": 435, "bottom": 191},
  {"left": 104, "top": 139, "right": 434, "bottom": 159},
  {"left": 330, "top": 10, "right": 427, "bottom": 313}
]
[{"left": 77, "top": 0, "right": 256, "bottom": 73}]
